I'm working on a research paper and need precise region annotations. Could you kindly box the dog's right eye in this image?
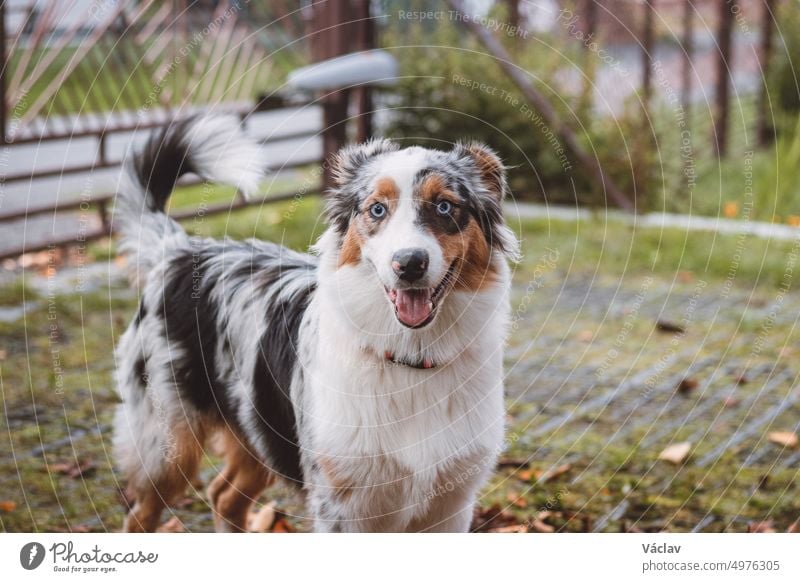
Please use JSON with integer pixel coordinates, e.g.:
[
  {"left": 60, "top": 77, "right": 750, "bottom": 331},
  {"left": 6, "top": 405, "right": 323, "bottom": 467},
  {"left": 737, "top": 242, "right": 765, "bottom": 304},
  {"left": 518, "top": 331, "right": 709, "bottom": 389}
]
[{"left": 369, "top": 202, "right": 387, "bottom": 219}]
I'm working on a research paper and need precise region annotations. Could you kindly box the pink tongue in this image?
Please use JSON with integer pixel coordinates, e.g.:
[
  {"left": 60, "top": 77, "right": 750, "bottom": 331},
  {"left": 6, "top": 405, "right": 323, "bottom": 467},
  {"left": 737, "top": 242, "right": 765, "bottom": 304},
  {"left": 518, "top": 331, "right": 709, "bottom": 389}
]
[{"left": 394, "top": 289, "right": 433, "bottom": 327}]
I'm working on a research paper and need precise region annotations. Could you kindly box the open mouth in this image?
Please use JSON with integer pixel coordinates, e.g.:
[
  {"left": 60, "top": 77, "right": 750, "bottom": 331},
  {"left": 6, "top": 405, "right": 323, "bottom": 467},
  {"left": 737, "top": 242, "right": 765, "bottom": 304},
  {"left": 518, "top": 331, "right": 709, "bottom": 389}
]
[{"left": 385, "top": 263, "right": 456, "bottom": 328}]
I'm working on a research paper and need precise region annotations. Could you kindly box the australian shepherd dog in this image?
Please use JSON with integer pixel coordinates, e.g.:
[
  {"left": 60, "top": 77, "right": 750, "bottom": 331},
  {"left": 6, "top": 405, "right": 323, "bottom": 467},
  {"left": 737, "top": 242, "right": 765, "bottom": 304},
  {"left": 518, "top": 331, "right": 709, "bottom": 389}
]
[{"left": 112, "top": 115, "right": 518, "bottom": 532}]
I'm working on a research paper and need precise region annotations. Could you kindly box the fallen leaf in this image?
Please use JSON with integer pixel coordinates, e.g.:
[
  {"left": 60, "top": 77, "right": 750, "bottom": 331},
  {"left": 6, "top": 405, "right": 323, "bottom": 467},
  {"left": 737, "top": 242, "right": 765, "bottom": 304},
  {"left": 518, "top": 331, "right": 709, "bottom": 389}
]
[
  {"left": 577, "top": 330, "right": 593, "bottom": 342},
  {"left": 767, "top": 431, "right": 798, "bottom": 448},
  {"left": 538, "top": 463, "right": 572, "bottom": 483},
  {"left": 529, "top": 518, "right": 555, "bottom": 533},
  {"left": 50, "top": 459, "right": 96, "bottom": 479},
  {"left": 271, "top": 518, "right": 294, "bottom": 533},
  {"left": 723, "top": 397, "right": 741, "bottom": 408},
  {"left": 0, "top": 500, "right": 17, "bottom": 512},
  {"left": 656, "top": 320, "right": 685, "bottom": 334},
  {"left": 490, "top": 524, "right": 528, "bottom": 533},
  {"left": 506, "top": 493, "right": 527, "bottom": 508},
  {"left": 748, "top": 520, "right": 776, "bottom": 533},
  {"left": 471, "top": 504, "right": 522, "bottom": 532},
  {"left": 157, "top": 516, "right": 184, "bottom": 533},
  {"left": 174, "top": 497, "right": 196, "bottom": 509},
  {"left": 248, "top": 501, "right": 277, "bottom": 533},
  {"left": 788, "top": 518, "right": 799, "bottom": 533},
  {"left": 677, "top": 377, "right": 699, "bottom": 395},
  {"left": 677, "top": 271, "right": 695, "bottom": 283},
  {"left": 658, "top": 442, "right": 692, "bottom": 465},
  {"left": 496, "top": 458, "right": 530, "bottom": 469},
  {"left": 515, "top": 469, "right": 534, "bottom": 481}
]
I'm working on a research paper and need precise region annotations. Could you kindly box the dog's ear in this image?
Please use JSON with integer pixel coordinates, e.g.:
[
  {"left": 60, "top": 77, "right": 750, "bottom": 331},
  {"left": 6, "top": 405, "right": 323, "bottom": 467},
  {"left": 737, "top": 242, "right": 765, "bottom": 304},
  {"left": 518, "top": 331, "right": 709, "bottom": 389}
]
[
  {"left": 325, "top": 139, "right": 398, "bottom": 234},
  {"left": 455, "top": 142, "right": 519, "bottom": 261},
  {"left": 331, "top": 139, "right": 398, "bottom": 188},
  {"left": 459, "top": 142, "right": 509, "bottom": 201}
]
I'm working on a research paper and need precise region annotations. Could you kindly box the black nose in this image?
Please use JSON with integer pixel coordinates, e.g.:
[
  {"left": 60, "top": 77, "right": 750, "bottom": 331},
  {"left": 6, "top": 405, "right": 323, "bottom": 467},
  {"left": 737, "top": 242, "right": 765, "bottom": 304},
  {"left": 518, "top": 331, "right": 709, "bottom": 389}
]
[{"left": 392, "top": 248, "right": 429, "bottom": 282}]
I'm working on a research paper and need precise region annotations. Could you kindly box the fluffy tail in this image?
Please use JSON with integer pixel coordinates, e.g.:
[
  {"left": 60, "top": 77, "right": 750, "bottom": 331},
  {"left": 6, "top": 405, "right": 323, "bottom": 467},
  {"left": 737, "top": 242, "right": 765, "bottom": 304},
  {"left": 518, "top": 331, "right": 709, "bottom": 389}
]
[{"left": 114, "top": 115, "right": 264, "bottom": 281}]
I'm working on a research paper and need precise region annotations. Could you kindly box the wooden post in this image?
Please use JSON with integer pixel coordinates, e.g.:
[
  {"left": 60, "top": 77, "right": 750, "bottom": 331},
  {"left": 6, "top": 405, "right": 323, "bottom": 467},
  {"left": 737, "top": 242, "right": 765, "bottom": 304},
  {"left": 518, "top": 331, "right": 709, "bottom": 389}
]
[
  {"left": 681, "top": 0, "right": 693, "bottom": 130},
  {"left": 1, "top": 2, "right": 6, "bottom": 144},
  {"left": 444, "top": 0, "right": 635, "bottom": 212},
  {"left": 312, "top": 0, "right": 352, "bottom": 189},
  {"left": 641, "top": 0, "right": 655, "bottom": 106},
  {"left": 506, "top": 0, "right": 520, "bottom": 53},
  {"left": 580, "top": 0, "right": 598, "bottom": 113},
  {"left": 758, "top": 0, "right": 776, "bottom": 146},
  {"left": 353, "top": 0, "right": 374, "bottom": 143},
  {"left": 713, "top": 0, "right": 735, "bottom": 157},
  {"left": 507, "top": 0, "right": 520, "bottom": 31}
]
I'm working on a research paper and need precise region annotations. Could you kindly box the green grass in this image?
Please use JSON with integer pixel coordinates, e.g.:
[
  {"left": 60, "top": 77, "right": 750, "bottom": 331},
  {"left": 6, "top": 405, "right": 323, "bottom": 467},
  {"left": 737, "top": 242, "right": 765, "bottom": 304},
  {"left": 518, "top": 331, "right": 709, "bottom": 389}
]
[
  {"left": 687, "top": 115, "right": 800, "bottom": 224},
  {"left": 1, "top": 201, "right": 798, "bottom": 532},
  {"left": 517, "top": 215, "right": 798, "bottom": 289}
]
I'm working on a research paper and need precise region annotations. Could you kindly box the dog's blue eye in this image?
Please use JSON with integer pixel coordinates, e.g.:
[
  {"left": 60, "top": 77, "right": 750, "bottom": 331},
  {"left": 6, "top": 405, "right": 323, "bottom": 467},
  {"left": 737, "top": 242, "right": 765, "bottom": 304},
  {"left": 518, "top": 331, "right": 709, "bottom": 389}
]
[
  {"left": 370, "top": 202, "right": 387, "bottom": 219},
  {"left": 435, "top": 200, "right": 453, "bottom": 216}
]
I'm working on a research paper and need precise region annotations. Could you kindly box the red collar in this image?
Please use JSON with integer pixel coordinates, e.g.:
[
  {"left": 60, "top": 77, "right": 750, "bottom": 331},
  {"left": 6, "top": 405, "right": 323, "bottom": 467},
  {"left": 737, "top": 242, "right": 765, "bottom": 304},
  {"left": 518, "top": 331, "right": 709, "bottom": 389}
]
[{"left": 383, "top": 350, "right": 436, "bottom": 370}]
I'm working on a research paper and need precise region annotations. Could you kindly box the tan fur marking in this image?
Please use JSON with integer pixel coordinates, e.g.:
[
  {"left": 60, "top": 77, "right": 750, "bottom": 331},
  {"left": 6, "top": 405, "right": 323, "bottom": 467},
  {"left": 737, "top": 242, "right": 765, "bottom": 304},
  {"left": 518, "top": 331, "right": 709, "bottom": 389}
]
[
  {"left": 367, "top": 176, "right": 401, "bottom": 208},
  {"left": 418, "top": 174, "right": 454, "bottom": 206},
  {"left": 123, "top": 423, "right": 206, "bottom": 532},
  {"left": 318, "top": 456, "right": 355, "bottom": 499},
  {"left": 338, "top": 222, "right": 363, "bottom": 267},
  {"left": 454, "top": 220, "right": 498, "bottom": 291},
  {"left": 337, "top": 177, "right": 400, "bottom": 268},
  {"left": 209, "top": 429, "right": 273, "bottom": 532},
  {"left": 417, "top": 174, "right": 498, "bottom": 291}
]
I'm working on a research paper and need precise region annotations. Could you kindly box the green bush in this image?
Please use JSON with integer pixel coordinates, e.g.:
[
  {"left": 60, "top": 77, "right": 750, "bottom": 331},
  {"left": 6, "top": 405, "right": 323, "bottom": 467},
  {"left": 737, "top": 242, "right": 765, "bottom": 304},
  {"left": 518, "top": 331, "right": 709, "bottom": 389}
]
[
  {"left": 379, "top": 5, "right": 660, "bottom": 209},
  {"left": 771, "top": 0, "right": 800, "bottom": 118}
]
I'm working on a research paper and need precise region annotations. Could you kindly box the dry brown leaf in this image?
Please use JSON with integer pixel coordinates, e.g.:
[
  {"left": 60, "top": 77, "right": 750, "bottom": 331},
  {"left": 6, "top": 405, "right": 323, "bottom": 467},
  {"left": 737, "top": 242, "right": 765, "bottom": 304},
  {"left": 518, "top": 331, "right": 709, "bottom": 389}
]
[
  {"left": 656, "top": 320, "right": 686, "bottom": 334},
  {"left": 539, "top": 463, "right": 572, "bottom": 483},
  {"left": 248, "top": 502, "right": 277, "bottom": 533},
  {"left": 748, "top": 520, "right": 776, "bottom": 533},
  {"left": 496, "top": 458, "right": 530, "bottom": 469},
  {"left": 0, "top": 500, "right": 17, "bottom": 512},
  {"left": 529, "top": 518, "right": 555, "bottom": 533},
  {"left": 506, "top": 493, "right": 527, "bottom": 508},
  {"left": 490, "top": 524, "right": 528, "bottom": 533},
  {"left": 788, "top": 518, "right": 799, "bottom": 533},
  {"left": 677, "top": 377, "right": 699, "bottom": 395},
  {"left": 515, "top": 469, "right": 533, "bottom": 481},
  {"left": 767, "top": 431, "right": 798, "bottom": 448},
  {"left": 271, "top": 518, "right": 294, "bottom": 533},
  {"left": 50, "top": 459, "right": 96, "bottom": 479},
  {"left": 157, "top": 516, "right": 184, "bottom": 533},
  {"left": 577, "top": 330, "right": 593, "bottom": 342},
  {"left": 658, "top": 442, "right": 692, "bottom": 465}
]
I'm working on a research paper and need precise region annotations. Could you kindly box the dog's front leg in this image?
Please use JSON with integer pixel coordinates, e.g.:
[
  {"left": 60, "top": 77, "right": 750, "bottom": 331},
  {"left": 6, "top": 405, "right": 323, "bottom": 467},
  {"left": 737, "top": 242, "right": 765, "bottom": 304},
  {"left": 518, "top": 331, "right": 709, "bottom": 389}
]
[
  {"left": 409, "top": 487, "right": 477, "bottom": 533},
  {"left": 409, "top": 455, "right": 495, "bottom": 533}
]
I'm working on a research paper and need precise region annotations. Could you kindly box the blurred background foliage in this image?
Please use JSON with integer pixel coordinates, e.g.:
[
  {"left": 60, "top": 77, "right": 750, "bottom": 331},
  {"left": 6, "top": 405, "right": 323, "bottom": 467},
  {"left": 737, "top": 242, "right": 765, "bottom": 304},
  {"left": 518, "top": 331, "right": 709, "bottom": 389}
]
[{"left": 379, "top": 0, "right": 800, "bottom": 222}]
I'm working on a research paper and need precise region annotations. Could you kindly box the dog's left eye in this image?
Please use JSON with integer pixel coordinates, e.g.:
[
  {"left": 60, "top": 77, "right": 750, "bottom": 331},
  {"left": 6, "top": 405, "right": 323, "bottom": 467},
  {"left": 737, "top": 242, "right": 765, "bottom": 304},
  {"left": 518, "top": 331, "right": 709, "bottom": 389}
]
[{"left": 435, "top": 200, "right": 453, "bottom": 216}]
